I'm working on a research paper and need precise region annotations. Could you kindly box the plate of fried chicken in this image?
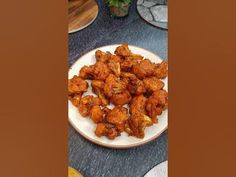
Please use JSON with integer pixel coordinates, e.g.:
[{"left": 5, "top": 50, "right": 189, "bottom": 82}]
[{"left": 68, "top": 44, "right": 168, "bottom": 148}]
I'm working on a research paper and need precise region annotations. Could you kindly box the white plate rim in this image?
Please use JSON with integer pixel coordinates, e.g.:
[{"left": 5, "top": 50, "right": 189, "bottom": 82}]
[{"left": 68, "top": 44, "right": 168, "bottom": 149}]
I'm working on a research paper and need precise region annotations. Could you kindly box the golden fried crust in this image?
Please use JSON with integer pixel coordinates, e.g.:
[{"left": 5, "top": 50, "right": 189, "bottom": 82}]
[
  {"left": 95, "top": 123, "right": 120, "bottom": 139},
  {"left": 121, "top": 57, "right": 140, "bottom": 72},
  {"left": 91, "top": 61, "right": 111, "bottom": 80},
  {"left": 129, "top": 112, "right": 146, "bottom": 138},
  {"left": 95, "top": 50, "right": 110, "bottom": 63},
  {"left": 154, "top": 61, "right": 168, "bottom": 79},
  {"left": 78, "top": 95, "right": 94, "bottom": 117},
  {"left": 115, "top": 44, "right": 132, "bottom": 57},
  {"left": 129, "top": 112, "right": 153, "bottom": 139},
  {"left": 69, "top": 44, "right": 168, "bottom": 139},
  {"left": 102, "top": 107, "right": 111, "bottom": 116},
  {"left": 130, "top": 95, "right": 146, "bottom": 114},
  {"left": 68, "top": 75, "right": 88, "bottom": 95},
  {"left": 95, "top": 123, "right": 107, "bottom": 137},
  {"left": 104, "top": 74, "right": 117, "bottom": 98},
  {"left": 109, "top": 54, "right": 122, "bottom": 63},
  {"left": 69, "top": 94, "right": 81, "bottom": 107},
  {"left": 78, "top": 95, "right": 102, "bottom": 117},
  {"left": 107, "top": 60, "right": 121, "bottom": 77},
  {"left": 104, "top": 74, "right": 127, "bottom": 98},
  {"left": 143, "top": 77, "right": 164, "bottom": 93},
  {"left": 106, "top": 106, "right": 129, "bottom": 132},
  {"left": 90, "top": 105, "right": 104, "bottom": 123},
  {"left": 127, "top": 77, "right": 146, "bottom": 95},
  {"left": 120, "top": 72, "right": 146, "bottom": 95},
  {"left": 91, "top": 80, "right": 109, "bottom": 106},
  {"left": 120, "top": 72, "right": 137, "bottom": 80},
  {"left": 110, "top": 90, "right": 132, "bottom": 106},
  {"left": 146, "top": 90, "right": 168, "bottom": 123},
  {"left": 132, "top": 59, "right": 155, "bottom": 79},
  {"left": 79, "top": 66, "right": 93, "bottom": 79}
]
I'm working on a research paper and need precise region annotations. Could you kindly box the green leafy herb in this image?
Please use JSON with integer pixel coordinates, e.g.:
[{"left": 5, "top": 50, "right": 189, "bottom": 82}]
[{"left": 105, "top": 0, "right": 131, "bottom": 7}]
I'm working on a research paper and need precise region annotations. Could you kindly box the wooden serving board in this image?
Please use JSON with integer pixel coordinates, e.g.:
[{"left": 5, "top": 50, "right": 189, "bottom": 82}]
[{"left": 68, "top": 0, "right": 99, "bottom": 33}]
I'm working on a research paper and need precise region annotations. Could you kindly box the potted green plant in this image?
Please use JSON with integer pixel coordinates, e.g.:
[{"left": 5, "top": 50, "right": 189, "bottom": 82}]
[{"left": 105, "top": 0, "right": 132, "bottom": 17}]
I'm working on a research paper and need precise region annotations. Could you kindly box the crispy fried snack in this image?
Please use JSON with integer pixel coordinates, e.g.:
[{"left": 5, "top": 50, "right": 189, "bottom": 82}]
[
  {"left": 91, "top": 80, "right": 109, "bottom": 106},
  {"left": 146, "top": 90, "right": 168, "bottom": 123},
  {"left": 95, "top": 50, "right": 110, "bottom": 63},
  {"left": 128, "top": 95, "right": 153, "bottom": 138},
  {"left": 115, "top": 43, "right": 132, "bottom": 57},
  {"left": 69, "top": 44, "right": 168, "bottom": 139},
  {"left": 107, "top": 60, "right": 121, "bottom": 77},
  {"left": 132, "top": 59, "right": 156, "bottom": 79},
  {"left": 95, "top": 123, "right": 120, "bottom": 140},
  {"left": 143, "top": 77, "right": 165, "bottom": 93},
  {"left": 69, "top": 94, "right": 82, "bottom": 107},
  {"left": 130, "top": 95, "right": 146, "bottom": 114},
  {"left": 127, "top": 77, "right": 146, "bottom": 95},
  {"left": 154, "top": 61, "right": 168, "bottom": 79},
  {"left": 90, "top": 105, "right": 104, "bottom": 123},
  {"left": 68, "top": 75, "right": 88, "bottom": 95},
  {"left": 90, "top": 61, "right": 111, "bottom": 80},
  {"left": 106, "top": 106, "right": 129, "bottom": 132},
  {"left": 79, "top": 66, "right": 93, "bottom": 79},
  {"left": 79, "top": 62, "right": 111, "bottom": 81},
  {"left": 129, "top": 111, "right": 152, "bottom": 138},
  {"left": 78, "top": 95, "right": 102, "bottom": 117},
  {"left": 104, "top": 74, "right": 131, "bottom": 105}
]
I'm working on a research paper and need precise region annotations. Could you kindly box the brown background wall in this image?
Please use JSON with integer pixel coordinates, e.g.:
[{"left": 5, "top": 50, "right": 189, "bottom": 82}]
[
  {"left": 0, "top": 0, "right": 236, "bottom": 177},
  {"left": 169, "top": 0, "right": 236, "bottom": 176},
  {"left": 0, "top": 1, "right": 68, "bottom": 177}
]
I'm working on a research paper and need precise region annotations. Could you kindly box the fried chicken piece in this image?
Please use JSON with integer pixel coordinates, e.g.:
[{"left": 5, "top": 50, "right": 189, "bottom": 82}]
[
  {"left": 68, "top": 75, "right": 88, "bottom": 95},
  {"left": 90, "top": 105, "right": 104, "bottom": 123},
  {"left": 79, "top": 66, "right": 93, "bottom": 79},
  {"left": 90, "top": 61, "right": 111, "bottom": 80},
  {"left": 146, "top": 90, "right": 168, "bottom": 123},
  {"left": 129, "top": 111, "right": 153, "bottom": 138},
  {"left": 95, "top": 123, "right": 120, "bottom": 140},
  {"left": 109, "top": 54, "right": 122, "bottom": 63},
  {"left": 128, "top": 95, "right": 153, "bottom": 138},
  {"left": 69, "top": 94, "right": 82, "bottom": 107},
  {"left": 91, "top": 80, "right": 109, "bottom": 106},
  {"left": 103, "top": 74, "right": 131, "bottom": 105},
  {"left": 143, "top": 77, "right": 165, "bottom": 93},
  {"left": 115, "top": 44, "right": 132, "bottom": 57},
  {"left": 102, "top": 107, "right": 111, "bottom": 116},
  {"left": 95, "top": 50, "right": 110, "bottom": 63},
  {"left": 104, "top": 74, "right": 127, "bottom": 98},
  {"left": 78, "top": 95, "right": 102, "bottom": 117},
  {"left": 120, "top": 72, "right": 137, "bottom": 80},
  {"left": 111, "top": 90, "right": 132, "bottom": 106},
  {"left": 154, "top": 61, "right": 168, "bottom": 79},
  {"left": 130, "top": 95, "right": 146, "bottom": 114},
  {"left": 107, "top": 60, "right": 121, "bottom": 77},
  {"left": 132, "top": 59, "right": 155, "bottom": 79},
  {"left": 127, "top": 77, "right": 146, "bottom": 95},
  {"left": 120, "top": 72, "right": 146, "bottom": 95},
  {"left": 121, "top": 57, "right": 141, "bottom": 72},
  {"left": 106, "top": 106, "right": 129, "bottom": 132}
]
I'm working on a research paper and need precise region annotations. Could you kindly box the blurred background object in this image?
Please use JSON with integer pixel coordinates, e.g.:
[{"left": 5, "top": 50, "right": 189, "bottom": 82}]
[
  {"left": 137, "top": 0, "right": 168, "bottom": 29},
  {"left": 144, "top": 161, "right": 167, "bottom": 177},
  {"left": 105, "top": 0, "right": 132, "bottom": 17},
  {"left": 68, "top": 0, "right": 99, "bottom": 33},
  {"left": 68, "top": 166, "right": 83, "bottom": 177}
]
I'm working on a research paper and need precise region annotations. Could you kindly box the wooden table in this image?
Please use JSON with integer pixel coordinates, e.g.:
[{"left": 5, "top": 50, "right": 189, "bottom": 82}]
[{"left": 68, "top": 0, "right": 99, "bottom": 33}]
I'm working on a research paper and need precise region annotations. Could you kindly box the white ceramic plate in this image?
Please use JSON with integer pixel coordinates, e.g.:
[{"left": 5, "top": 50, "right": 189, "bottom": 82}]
[{"left": 69, "top": 44, "right": 168, "bottom": 149}]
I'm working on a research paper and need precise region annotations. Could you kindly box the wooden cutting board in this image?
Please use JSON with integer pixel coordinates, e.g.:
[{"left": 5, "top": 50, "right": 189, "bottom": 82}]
[{"left": 68, "top": 0, "right": 99, "bottom": 33}]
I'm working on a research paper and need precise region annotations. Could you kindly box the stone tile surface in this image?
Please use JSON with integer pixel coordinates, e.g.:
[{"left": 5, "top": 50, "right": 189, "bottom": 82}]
[{"left": 137, "top": 0, "right": 168, "bottom": 29}]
